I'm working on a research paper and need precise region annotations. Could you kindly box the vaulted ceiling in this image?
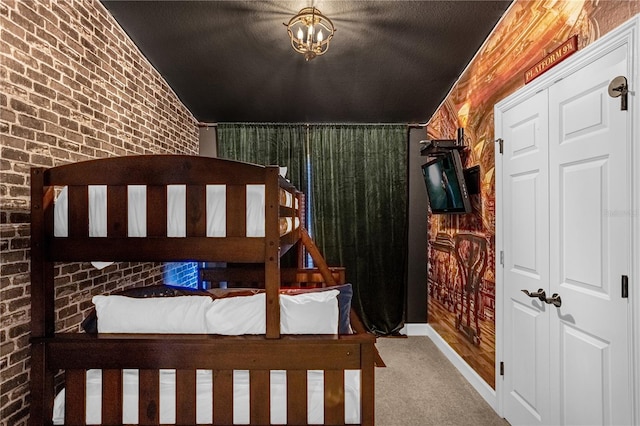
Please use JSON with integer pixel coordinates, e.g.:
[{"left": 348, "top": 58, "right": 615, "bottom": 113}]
[{"left": 101, "top": 1, "right": 512, "bottom": 124}]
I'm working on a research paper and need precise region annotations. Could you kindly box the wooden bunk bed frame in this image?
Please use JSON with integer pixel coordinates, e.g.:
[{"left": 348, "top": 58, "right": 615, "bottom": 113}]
[{"left": 30, "top": 155, "right": 376, "bottom": 425}]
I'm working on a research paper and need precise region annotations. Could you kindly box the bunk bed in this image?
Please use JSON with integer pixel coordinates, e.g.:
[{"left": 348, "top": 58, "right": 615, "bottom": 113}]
[{"left": 30, "top": 154, "right": 376, "bottom": 425}]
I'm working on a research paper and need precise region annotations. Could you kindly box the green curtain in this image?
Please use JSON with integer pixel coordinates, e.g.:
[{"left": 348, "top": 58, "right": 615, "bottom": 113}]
[
  {"left": 217, "top": 123, "right": 408, "bottom": 335},
  {"left": 308, "top": 125, "right": 408, "bottom": 335},
  {"left": 217, "top": 123, "right": 308, "bottom": 267},
  {"left": 217, "top": 123, "right": 308, "bottom": 190}
]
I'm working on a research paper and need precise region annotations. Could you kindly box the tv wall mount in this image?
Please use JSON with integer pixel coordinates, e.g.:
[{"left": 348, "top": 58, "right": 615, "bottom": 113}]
[
  {"left": 420, "top": 128, "right": 480, "bottom": 195},
  {"left": 420, "top": 127, "right": 467, "bottom": 157}
]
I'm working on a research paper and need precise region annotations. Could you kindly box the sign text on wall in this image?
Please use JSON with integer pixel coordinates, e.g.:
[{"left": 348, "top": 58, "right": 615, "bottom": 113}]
[{"left": 524, "top": 35, "right": 578, "bottom": 84}]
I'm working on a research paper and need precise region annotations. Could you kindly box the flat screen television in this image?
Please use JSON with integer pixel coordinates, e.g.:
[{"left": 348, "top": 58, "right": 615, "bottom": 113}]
[{"left": 421, "top": 150, "right": 472, "bottom": 214}]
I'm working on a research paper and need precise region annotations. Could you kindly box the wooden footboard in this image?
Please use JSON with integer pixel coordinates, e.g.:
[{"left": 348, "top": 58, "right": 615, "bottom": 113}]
[{"left": 33, "top": 333, "right": 375, "bottom": 425}]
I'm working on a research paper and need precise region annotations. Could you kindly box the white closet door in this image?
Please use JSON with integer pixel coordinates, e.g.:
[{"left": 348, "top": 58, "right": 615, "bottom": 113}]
[
  {"left": 547, "top": 43, "right": 632, "bottom": 426},
  {"left": 500, "top": 89, "right": 550, "bottom": 426},
  {"left": 498, "top": 31, "right": 634, "bottom": 426}
]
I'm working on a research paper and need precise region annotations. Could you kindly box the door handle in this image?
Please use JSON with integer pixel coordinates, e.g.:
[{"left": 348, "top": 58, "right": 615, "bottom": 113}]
[
  {"left": 544, "top": 293, "right": 562, "bottom": 307},
  {"left": 522, "top": 289, "right": 562, "bottom": 307},
  {"left": 521, "top": 288, "right": 546, "bottom": 302}
]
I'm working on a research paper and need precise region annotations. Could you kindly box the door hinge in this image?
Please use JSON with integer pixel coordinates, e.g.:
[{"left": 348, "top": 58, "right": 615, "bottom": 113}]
[
  {"left": 500, "top": 250, "right": 504, "bottom": 266},
  {"left": 622, "top": 275, "right": 629, "bottom": 298},
  {"left": 500, "top": 361, "right": 504, "bottom": 376},
  {"left": 495, "top": 138, "right": 504, "bottom": 154}
]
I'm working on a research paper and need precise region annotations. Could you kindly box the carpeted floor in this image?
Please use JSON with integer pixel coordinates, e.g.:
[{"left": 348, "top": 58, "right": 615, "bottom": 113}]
[{"left": 375, "top": 336, "right": 510, "bottom": 426}]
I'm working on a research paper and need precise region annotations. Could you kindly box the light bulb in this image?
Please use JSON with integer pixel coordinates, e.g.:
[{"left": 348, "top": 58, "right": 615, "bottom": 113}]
[
  {"left": 317, "top": 30, "right": 324, "bottom": 43},
  {"left": 297, "top": 28, "right": 304, "bottom": 41}
]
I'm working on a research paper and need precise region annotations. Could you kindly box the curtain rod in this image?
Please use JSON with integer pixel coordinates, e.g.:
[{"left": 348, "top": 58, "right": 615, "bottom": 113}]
[{"left": 210, "top": 122, "right": 412, "bottom": 127}]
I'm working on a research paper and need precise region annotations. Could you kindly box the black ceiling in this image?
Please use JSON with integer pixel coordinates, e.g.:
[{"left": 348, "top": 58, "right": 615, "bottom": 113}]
[{"left": 101, "top": 1, "right": 512, "bottom": 124}]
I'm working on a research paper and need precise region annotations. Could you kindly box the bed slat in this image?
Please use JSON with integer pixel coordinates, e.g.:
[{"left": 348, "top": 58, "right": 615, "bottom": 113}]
[
  {"left": 287, "top": 370, "right": 308, "bottom": 425},
  {"left": 146, "top": 186, "right": 167, "bottom": 237},
  {"left": 101, "top": 369, "right": 123, "bottom": 425},
  {"left": 139, "top": 369, "right": 160, "bottom": 425},
  {"left": 48, "top": 237, "right": 267, "bottom": 263},
  {"left": 43, "top": 185, "right": 56, "bottom": 269},
  {"left": 250, "top": 370, "right": 270, "bottom": 424},
  {"left": 361, "top": 343, "right": 376, "bottom": 425},
  {"left": 213, "top": 369, "right": 233, "bottom": 425},
  {"left": 324, "top": 370, "right": 346, "bottom": 425},
  {"left": 264, "top": 167, "right": 281, "bottom": 340},
  {"left": 28, "top": 343, "right": 55, "bottom": 426},
  {"left": 186, "top": 185, "right": 206, "bottom": 237},
  {"left": 68, "top": 186, "right": 89, "bottom": 238},
  {"left": 65, "top": 369, "right": 86, "bottom": 425},
  {"left": 226, "top": 184, "right": 246, "bottom": 237},
  {"left": 176, "top": 369, "right": 197, "bottom": 424},
  {"left": 107, "top": 186, "right": 127, "bottom": 237}
]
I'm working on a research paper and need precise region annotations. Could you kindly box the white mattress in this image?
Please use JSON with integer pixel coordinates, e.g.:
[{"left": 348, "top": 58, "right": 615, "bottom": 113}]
[{"left": 52, "top": 368, "right": 361, "bottom": 425}]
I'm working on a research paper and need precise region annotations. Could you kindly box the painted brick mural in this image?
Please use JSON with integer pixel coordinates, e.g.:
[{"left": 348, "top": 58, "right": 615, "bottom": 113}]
[{"left": 426, "top": 0, "right": 640, "bottom": 389}]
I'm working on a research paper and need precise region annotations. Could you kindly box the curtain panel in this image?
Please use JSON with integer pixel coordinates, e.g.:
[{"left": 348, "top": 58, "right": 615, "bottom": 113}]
[
  {"left": 309, "top": 125, "right": 407, "bottom": 335},
  {"left": 217, "top": 123, "right": 308, "bottom": 190},
  {"left": 217, "top": 123, "right": 408, "bottom": 335}
]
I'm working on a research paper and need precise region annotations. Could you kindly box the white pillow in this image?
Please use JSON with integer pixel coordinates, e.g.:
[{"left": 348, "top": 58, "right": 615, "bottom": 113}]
[
  {"left": 205, "top": 293, "right": 266, "bottom": 335},
  {"left": 280, "top": 289, "right": 339, "bottom": 334},
  {"left": 93, "top": 295, "right": 212, "bottom": 334}
]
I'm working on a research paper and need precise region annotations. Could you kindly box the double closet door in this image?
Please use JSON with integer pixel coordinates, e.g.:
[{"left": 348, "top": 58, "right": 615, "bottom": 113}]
[{"left": 496, "top": 32, "right": 634, "bottom": 426}]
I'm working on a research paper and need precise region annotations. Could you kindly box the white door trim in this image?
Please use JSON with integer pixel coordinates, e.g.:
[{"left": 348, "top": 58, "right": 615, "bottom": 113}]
[
  {"left": 495, "top": 13, "right": 640, "bottom": 423},
  {"left": 630, "top": 14, "right": 640, "bottom": 426}
]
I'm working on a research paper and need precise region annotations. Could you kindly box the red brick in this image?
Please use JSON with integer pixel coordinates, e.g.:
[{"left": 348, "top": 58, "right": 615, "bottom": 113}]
[
  {"left": 2, "top": 0, "right": 198, "bottom": 423},
  {"left": 59, "top": 117, "right": 78, "bottom": 131},
  {"left": 44, "top": 122, "right": 65, "bottom": 137},
  {"left": 0, "top": 173, "right": 25, "bottom": 185},
  {"left": 17, "top": 114, "right": 44, "bottom": 131},
  {"left": 9, "top": 125, "right": 35, "bottom": 141},
  {"left": 37, "top": 108, "right": 57, "bottom": 124},
  {"left": 33, "top": 82, "right": 56, "bottom": 99},
  {"left": 36, "top": 4, "right": 58, "bottom": 28},
  {"left": 0, "top": 107, "right": 16, "bottom": 123},
  {"left": 1, "top": 29, "right": 29, "bottom": 54},
  {"left": 16, "top": 1, "right": 44, "bottom": 28},
  {"left": 30, "top": 154, "right": 54, "bottom": 167},
  {"left": 9, "top": 99, "right": 36, "bottom": 116}
]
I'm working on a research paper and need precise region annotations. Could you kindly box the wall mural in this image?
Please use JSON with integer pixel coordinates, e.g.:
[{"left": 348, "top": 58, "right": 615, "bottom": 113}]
[{"left": 426, "top": 0, "right": 640, "bottom": 389}]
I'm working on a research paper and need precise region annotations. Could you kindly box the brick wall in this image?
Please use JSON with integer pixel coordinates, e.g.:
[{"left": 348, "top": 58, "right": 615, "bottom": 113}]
[{"left": 0, "top": 0, "right": 199, "bottom": 424}]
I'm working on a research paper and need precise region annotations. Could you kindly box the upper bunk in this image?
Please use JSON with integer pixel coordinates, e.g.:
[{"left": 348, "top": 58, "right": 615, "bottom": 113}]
[
  {"left": 30, "top": 155, "right": 304, "bottom": 339},
  {"left": 30, "top": 155, "right": 302, "bottom": 264}
]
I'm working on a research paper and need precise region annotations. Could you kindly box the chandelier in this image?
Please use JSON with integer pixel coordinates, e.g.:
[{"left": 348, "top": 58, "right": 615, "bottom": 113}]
[{"left": 285, "top": 7, "right": 336, "bottom": 61}]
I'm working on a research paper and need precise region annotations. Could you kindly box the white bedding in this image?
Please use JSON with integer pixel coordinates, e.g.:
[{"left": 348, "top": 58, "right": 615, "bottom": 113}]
[
  {"left": 52, "top": 368, "right": 361, "bottom": 425},
  {"left": 91, "top": 290, "right": 340, "bottom": 335}
]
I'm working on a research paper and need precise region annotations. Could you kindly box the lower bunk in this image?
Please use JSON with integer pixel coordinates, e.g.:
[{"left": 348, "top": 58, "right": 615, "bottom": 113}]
[
  {"left": 29, "top": 156, "right": 378, "bottom": 425},
  {"left": 31, "top": 282, "right": 376, "bottom": 426},
  {"left": 38, "top": 333, "right": 375, "bottom": 425}
]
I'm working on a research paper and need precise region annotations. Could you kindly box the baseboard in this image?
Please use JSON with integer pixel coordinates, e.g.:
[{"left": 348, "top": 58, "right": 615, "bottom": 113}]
[
  {"left": 402, "top": 323, "right": 499, "bottom": 413},
  {"left": 399, "top": 322, "right": 430, "bottom": 336}
]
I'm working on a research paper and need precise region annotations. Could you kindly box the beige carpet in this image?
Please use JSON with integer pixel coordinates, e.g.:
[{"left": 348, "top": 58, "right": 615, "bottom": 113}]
[{"left": 375, "top": 336, "right": 510, "bottom": 426}]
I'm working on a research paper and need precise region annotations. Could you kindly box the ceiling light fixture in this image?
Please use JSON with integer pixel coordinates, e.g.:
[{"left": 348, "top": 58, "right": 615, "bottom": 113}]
[{"left": 285, "top": 7, "right": 335, "bottom": 61}]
